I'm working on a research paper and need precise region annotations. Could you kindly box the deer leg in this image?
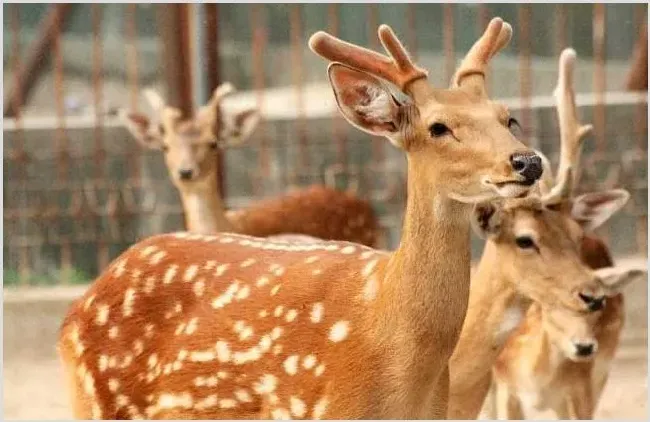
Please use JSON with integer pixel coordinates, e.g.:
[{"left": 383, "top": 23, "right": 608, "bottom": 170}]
[
  {"left": 495, "top": 381, "right": 525, "bottom": 420},
  {"left": 428, "top": 364, "right": 450, "bottom": 419}
]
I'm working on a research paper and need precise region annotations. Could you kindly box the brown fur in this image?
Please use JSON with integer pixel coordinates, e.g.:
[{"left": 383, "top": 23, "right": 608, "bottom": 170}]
[
  {"left": 121, "top": 85, "right": 379, "bottom": 246},
  {"left": 59, "top": 18, "right": 542, "bottom": 419}
]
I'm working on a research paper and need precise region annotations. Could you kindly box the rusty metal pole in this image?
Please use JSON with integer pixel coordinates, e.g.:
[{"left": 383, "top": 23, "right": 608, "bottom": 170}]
[{"left": 156, "top": 4, "right": 194, "bottom": 116}]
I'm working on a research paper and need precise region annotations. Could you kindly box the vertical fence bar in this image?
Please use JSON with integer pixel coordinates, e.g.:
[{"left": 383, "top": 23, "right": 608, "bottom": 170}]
[
  {"left": 366, "top": 4, "right": 384, "bottom": 172},
  {"left": 443, "top": 4, "right": 455, "bottom": 85},
  {"left": 406, "top": 4, "right": 418, "bottom": 61},
  {"left": 9, "top": 5, "right": 30, "bottom": 285},
  {"left": 477, "top": 4, "right": 490, "bottom": 91},
  {"left": 124, "top": 3, "right": 142, "bottom": 189},
  {"left": 203, "top": 4, "right": 227, "bottom": 200},
  {"left": 554, "top": 4, "right": 568, "bottom": 54},
  {"left": 327, "top": 4, "right": 347, "bottom": 174},
  {"left": 518, "top": 5, "right": 533, "bottom": 145},
  {"left": 51, "top": 3, "right": 72, "bottom": 283},
  {"left": 592, "top": 4, "right": 609, "bottom": 245},
  {"left": 290, "top": 5, "right": 308, "bottom": 186},
  {"left": 91, "top": 4, "right": 109, "bottom": 272},
  {"left": 249, "top": 5, "right": 270, "bottom": 195}
]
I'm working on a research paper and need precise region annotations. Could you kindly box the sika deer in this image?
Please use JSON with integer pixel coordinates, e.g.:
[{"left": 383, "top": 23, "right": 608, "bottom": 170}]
[
  {"left": 58, "top": 18, "right": 544, "bottom": 419},
  {"left": 120, "top": 84, "right": 378, "bottom": 246},
  {"left": 489, "top": 265, "right": 645, "bottom": 419},
  {"left": 447, "top": 48, "right": 640, "bottom": 419}
]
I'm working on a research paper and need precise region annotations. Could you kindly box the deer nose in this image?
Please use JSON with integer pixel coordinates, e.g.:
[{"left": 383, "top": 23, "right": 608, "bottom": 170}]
[
  {"left": 178, "top": 169, "right": 194, "bottom": 181},
  {"left": 578, "top": 292, "right": 606, "bottom": 312},
  {"left": 510, "top": 151, "right": 543, "bottom": 184},
  {"left": 574, "top": 342, "right": 596, "bottom": 357}
]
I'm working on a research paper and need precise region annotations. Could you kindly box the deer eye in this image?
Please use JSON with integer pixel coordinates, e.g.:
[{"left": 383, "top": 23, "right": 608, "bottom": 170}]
[
  {"left": 209, "top": 142, "right": 218, "bottom": 150},
  {"left": 515, "top": 236, "right": 536, "bottom": 250},
  {"left": 429, "top": 123, "right": 450, "bottom": 137},
  {"left": 507, "top": 117, "right": 523, "bottom": 138}
]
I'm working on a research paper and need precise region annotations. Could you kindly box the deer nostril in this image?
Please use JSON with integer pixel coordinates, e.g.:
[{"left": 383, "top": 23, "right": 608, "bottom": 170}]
[
  {"left": 179, "top": 169, "right": 194, "bottom": 181},
  {"left": 578, "top": 293, "right": 605, "bottom": 312},
  {"left": 575, "top": 343, "right": 595, "bottom": 357},
  {"left": 510, "top": 151, "right": 543, "bottom": 183}
]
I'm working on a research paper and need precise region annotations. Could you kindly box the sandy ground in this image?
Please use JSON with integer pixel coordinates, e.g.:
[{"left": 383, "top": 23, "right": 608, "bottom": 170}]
[{"left": 3, "top": 257, "right": 647, "bottom": 420}]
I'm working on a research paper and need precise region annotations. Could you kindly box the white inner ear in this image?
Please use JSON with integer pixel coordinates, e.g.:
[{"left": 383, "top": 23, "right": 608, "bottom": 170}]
[{"left": 354, "top": 82, "right": 395, "bottom": 125}]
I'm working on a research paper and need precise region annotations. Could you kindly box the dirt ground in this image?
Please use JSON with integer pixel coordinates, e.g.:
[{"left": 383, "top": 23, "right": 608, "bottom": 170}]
[{"left": 3, "top": 257, "right": 647, "bottom": 420}]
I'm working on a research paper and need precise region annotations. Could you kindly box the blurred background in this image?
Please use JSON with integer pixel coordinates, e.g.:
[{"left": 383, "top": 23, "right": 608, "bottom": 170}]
[{"left": 2, "top": 3, "right": 648, "bottom": 419}]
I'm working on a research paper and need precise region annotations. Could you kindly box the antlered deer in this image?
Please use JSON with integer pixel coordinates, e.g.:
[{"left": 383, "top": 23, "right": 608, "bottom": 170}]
[
  {"left": 447, "top": 48, "right": 647, "bottom": 419},
  {"left": 58, "top": 18, "right": 549, "bottom": 419},
  {"left": 120, "top": 83, "right": 378, "bottom": 246}
]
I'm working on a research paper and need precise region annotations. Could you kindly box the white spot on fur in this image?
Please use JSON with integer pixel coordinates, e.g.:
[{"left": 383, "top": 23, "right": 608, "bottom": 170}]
[
  {"left": 204, "top": 260, "right": 217, "bottom": 270},
  {"left": 270, "top": 264, "right": 286, "bottom": 277},
  {"left": 363, "top": 276, "right": 378, "bottom": 301},
  {"left": 190, "top": 350, "right": 216, "bottom": 362},
  {"left": 150, "top": 250, "right": 167, "bottom": 265},
  {"left": 108, "top": 378, "right": 120, "bottom": 393},
  {"left": 271, "top": 327, "right": 283, "bottom": 340},
  {"left": 290, "top": 396, "right": 307, "bottom": 418},
  {"left": 494, "top": 305, "right": 526, "bottom": 347},
  {"left": 144, "top": 324, "right": 155, "bottom": 338},
  {"left": 256, "top": 276, "right": 270, "bottom": 287},
  {"left": 163, "top": 265, "right": 178, "bottom": 284},
  {"left": 272, "top": 408, "right": 291, "bottom": 420},
  {"left": 143, "top": 276, "right": 156, "bottom": 294},
  {"left": 183, "top": 264, "right": 199, "bottom": 282},
  {"left": 83, "top": 294, "right": 96, "bottom": 311},
  {"left": 305, "top": 256, "right": 320, "bottom": 264},
  {"left": 312, "top": 396, "right": 329, "bottom": 419},
  {"left": 284, "top": 355, "right": 300, "bottom": 375},
  {"left": 116, "top": 394, "right": 130, "bottom": 407},
  {"left": 219, "top": 398, "right": 238, "bottom": 409},
  {"left": 216, "top": 341, "right": 231, "bottom": 362},
  {"left": 285, "top": 309, "right": 298, "bottom": 322},
  {"left": 235, "top": 388, "right": 253, "bottom": 403},
  {"left": 259, "top": 309, "right": 269, "bottom": 318},
  {"left": 215, "top": 263, "right": 230, "bottom": 277},
  {"left": 312, "top": 269, "right": 323, "bottom": 276},
  {"left": 236, "top": 284, "right": 251, "bottom": 300},
  {"left": 193, "top": 279, "right": 205, "bottom": 297},
  {"left": 113, "top": 258, "right": 128, "bottom": 277},
  {"left": 253, "top": 374, "right": 278, "bottom": 394},
  {"left": 219, "top": 237, "right": 235, "bottom": 244},
  {"left": 310, "top": 303, "right": 324, "bottom": 323},
  {"left": 241, "top": 258, "right": 256, "bottom": 268},
  {"left": 270, "top": 285, "right": 281, "bottom": 296},
  {"left": 158, "top": 392, "right": 193, "bottom": 410},
  {"left": 96, "top": 304, "right": 109, "bottom": 325},
  {"left": 195, "top": 394, "right": 218, "bottom": 410},
  {"left": 108, "top": 326, "right": 119, "bottom": 339},
  {"left": 315, "top": 364, "right": 325, "bottom": 377},
  {"left": 212, "top": 281, "right": 240, "bottom": 309},
  {"left": 274, "top": 305, "right": 285, "bottom": 317},
  {"left": 122, "top": 288, "right": 136, "bottom": 317},
  {"left": 98, "top": 355, "right": 109, "bottom": 372},
  {"left": 329, "top": 321, "right": 349, "bottom": 342},
  {"left": 362, "top": 259, "right": 378, "bottom": 277},
  {"left": 303, "top": 355, "right": 317, "bottom": 370},
  {"left": 360, "top": 250, "right": 375, "bottom": 260},
  {"left": 185, "top": 317, "right": 199, "bottom": 335},
  {"left": 132, "top": 339, "right": 144, "bottom": 355}
]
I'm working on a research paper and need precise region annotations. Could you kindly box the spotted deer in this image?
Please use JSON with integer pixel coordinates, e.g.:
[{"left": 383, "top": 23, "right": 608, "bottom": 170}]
[
  {"left": 58, "top": 18, "right": 546, "bottom": 419},
  {"left": 120, "top": 84, "right": 378, "bottom": 246},
  {"left": 447, "top": 48, "right": 646, "bottom": 419}
]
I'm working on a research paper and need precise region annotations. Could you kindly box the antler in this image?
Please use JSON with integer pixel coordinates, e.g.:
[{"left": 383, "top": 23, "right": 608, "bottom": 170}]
[
  {"left": 309, "top": 25, "right": 429, "bottom": 101},
  {"left": 542, "top": 48, "right": 593, "bottom": 205},
  {"left": 452, "top": 17, "right": 512, "bottom": 98}
]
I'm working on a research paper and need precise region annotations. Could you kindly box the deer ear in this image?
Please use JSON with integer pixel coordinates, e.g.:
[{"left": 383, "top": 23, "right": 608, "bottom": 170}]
[
  {"left": 571, "top": 189, "right": 630, "bottom": 232},
  {"left": 119, "top": 110, "right": 163, "bottom": 149},
  {"left": 595, "top": 266, "right": 647, "bottom": 297},
  {"left": 471, "top": 201, "right": 503, "bottom": 239},
  {"left": 220, "top": 107, "right": 260, "bottom": 147},
  {"left": 327, "top": 63, "right": 404, "bottom": 148}
]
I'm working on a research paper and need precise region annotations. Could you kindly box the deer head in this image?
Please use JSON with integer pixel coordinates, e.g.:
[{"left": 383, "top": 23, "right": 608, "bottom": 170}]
[
  {"left": 533, "top": 265, "right": 646, "bottom": 362},
  {"left": 309, "top": 18, "right": 543, "bottom": 205},
  {"left": 470, "top": 48, "right": 633, "bottom": 314},
  {"left": 119, "top": 83, "right": 260, "bottom": 189}
]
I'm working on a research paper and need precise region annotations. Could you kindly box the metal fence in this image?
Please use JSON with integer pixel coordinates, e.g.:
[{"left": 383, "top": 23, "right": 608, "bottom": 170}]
[{"left": 3, "top": 4, "right": 648, "bottom": 286}]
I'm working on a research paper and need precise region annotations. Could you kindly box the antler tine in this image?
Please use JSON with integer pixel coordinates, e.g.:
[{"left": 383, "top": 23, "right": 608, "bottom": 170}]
[
  {"left": 206, "top": 82, "right": 236, "bottom": 109},
  {"left": 542, "top": 48, "right": 593, "bottom": 204},
  {"left": 309, "top": 26, "right": 427, "bottom": 95},
  {"left": 452, "top": 17, "right": 512, "bottom": 96},
  {"left": 143, "top": 88, "right": 166, "bottom": 113}
]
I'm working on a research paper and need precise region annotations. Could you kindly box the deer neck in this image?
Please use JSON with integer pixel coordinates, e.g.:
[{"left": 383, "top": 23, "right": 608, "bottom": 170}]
[
  {"left": 177, "top": 176, "right": 234, "bottom": 235},
  {"left": 380, "top": 166, "right": 472, "bottom": 364},
  {"left": 450, "top": 242, "right": 532, "bottom": 389}
]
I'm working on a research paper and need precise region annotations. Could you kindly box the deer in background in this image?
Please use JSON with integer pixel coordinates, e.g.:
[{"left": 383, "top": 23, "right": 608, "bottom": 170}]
[
  {"left": 58, "top": 18, "right": 551, "bottom": 419},
  {"left": 120, "top": 83, "right": 378, "bottom": 246}
]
